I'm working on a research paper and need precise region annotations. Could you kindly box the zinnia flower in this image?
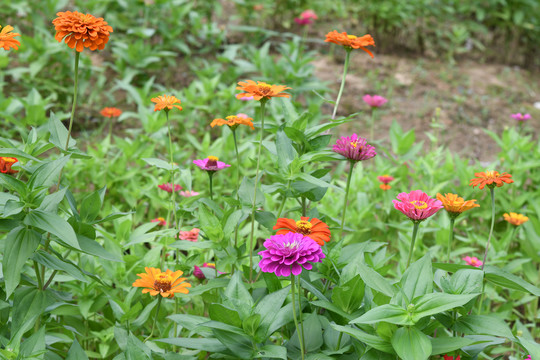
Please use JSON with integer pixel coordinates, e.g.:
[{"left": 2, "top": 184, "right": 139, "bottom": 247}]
[
  {"left": 463, "top": 256, "right": 483, "bottom": 268},
  {"left": 273, "top": 217, "right": 331, "bottom": 246},
  {"left": 325, "top": 31, "right": 375, "bottom": 57},
  {"left": 0, "top": 25, "right": 21, "bottom": 51},
  {"left": 151, "top": 217, "right": 167, "bottom": 226},
  {"left": 393, "top": 190, "right": 443, "bottom": 222},
  {"left": 0, "top": 157, "right": 18, "bottom": 174},
  {"left": 132, "top": 267, "right": 191, "bottom": 298},
  {"left": 236, "top": 80, "right": 291, "bottom": 101},
  {"left": 363, "top": 94, "right": 388, "bottom": 108},
  {"left": 469, "top": 171, "right": 513, "bottom": 190},
  {"left": 178, "top": 228, "right": 200, "bottom": 241},
  {"left": 436, "top": 193, "right": 479, "bottom": 217},
  {"left": 236, "top": 94, "right": 254, "bottom": 101},
  {"left": 294, "top": 10, "right": 318, "bottom": 25},
  {"left": 503, "top": 212, "right": 529, "bottom": 226},
  {"left": 377, "top": 174, "right": 394, "bottom": 190},
  {"left": 158, "top": 183, "right": 182, "bottom": 193},
  {"left": 259, "top": 233, "right": 325, "bottom": 277},
  {"left": 332, "top": 133, "right": 376, "bottom": 162},
  {"left": 524, "top": 355, "right": 531, "bottom": 360},
  {"left": 511, "top": 113, "right": 531, "bottom": 122},
  {"left": 193, "top": 263, "right": 223, "bottom": 280},
  {"left": 53, "top": 11, "right": 113, "bottom": 52},
  {"left": 180, "top": 190, "right": 199, "bottom": 197},
  {"left": 193, "top": 156, "right": 231, "bottom": 172},
  {"left": 443, "top": 356, "right": 460, "bottom": 360},
  {"left": 151, "top": 95, "right": 182, "bottom": 112},
  {"left": 210, "top": 114, "right": 254, "bottom": 130},
  {"left": 100, "top": 107, "right": 122, "bottom": 118}
]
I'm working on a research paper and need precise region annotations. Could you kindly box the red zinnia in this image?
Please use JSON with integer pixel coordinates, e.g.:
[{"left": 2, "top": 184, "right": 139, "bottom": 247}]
[
  {"left": 100, "top": 107, "right": 122, "bottom": 118},
  {"left": 273, "top": 217, "right": 331, "bottom": 246},
  {"left": 0, "top": 157, "right": 18, "bottom": 174}
]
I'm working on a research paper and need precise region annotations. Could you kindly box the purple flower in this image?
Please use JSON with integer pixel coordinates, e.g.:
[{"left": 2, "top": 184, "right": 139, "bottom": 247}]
[
  {"left": 259, "top": 233, "right": 325, "bottom": 277},
  {"left": 511, "top": 113, "right": 531, "bottom": 122},
  {"left": 193, "top": 156, "right": 231, "bottom": 172},
  {"left": 363, "top": 94, "right": 388, "bottom": 108},
  {"left": 332, "top": 133, "right": 376, "bottom": 162},
  {"left": 193, "top": 263, "right": 223, "bottom": 280}
]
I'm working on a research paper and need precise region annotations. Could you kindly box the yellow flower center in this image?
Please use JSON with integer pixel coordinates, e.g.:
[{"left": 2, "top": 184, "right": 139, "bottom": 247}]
[
  {"left": 347, "top": 35, "right": 357, "bottom": 39},
  {"left": 206, "top": 263, "right": 216, "bottom": 268},
  {"left": 157, "top": 217, "right": 165, "bottom": 222},
  {"left": 257, "top": 83, "right": 273, "bottom": 96},
  {"left": 485, "top": 170, "right": 497, "bottom": 178},
  {"left": 3, "top": 157, "right": 16, "bottom": 163},
  {"left": 411, "top": 200, "right": 428, "bottom": 210},
  {"left": 295, "top": 220, "right": 313, "bottom": 234},
  {"left": 154, "top": 273, "right": 172, "bottom": 293}
]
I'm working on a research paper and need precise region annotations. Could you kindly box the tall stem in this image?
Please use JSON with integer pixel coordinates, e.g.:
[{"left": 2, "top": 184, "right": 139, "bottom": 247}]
[
  {"left": 144, "top": 296, "right": 163, "bottom": 342},
  {"left": 506, "top": 226, "right": 518, "bottom": 254},
  {"left": 65, "top": 51, "right": 80, "bottom": 151},
  {"left": 481, "top": 187, "right": 496, "bottom": 270},
  {"left": 332, "top": 48, "right": 351, "bottom": 120},
  {"left": 291, "top": 275, "right": 305, "bottom": 360},
  {"left": 447, "top": 217, "right": 456, "bottom": 262},
  {"left": 406, "top": 222, "right": 420, "bottom": 268},
  {"left": 249, "top": 99, "right": 267, "bottom": 282},
  {"left": 232, "top": 129, "right": 241, "bottom": 195},
  {"left": 208, "top": 172, "right": 214, "bottom": 200},
  {"left": 369, "top": 108, "right": 376, "bottom": 140},
  {"left": 339, "top": 161, "right": 356, "bottom": 240},
  {"left": 297, "top": 275, "right": 305, "bottom": 354}
]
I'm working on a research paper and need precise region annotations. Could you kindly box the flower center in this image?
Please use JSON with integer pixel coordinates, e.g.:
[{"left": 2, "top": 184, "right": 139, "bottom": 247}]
[
  {"left": 295, "top": 220, "right": 312, "bottom": 234},
  {"left": 3, "top": 158, "right": 16, "bottom": 163},
  {"left": 485, "top": 170, "right": 497, "bottom": 178},
  {"left": 258, "top": 84, "right": 272, "bottom": 95},
  {"left": 154, "top": 273, "right": 172, "bottom": 293},
  {"left": 207, "top": 156, "right": 218, "bottom": 167},
  {"left": 283, "top": 241, "right": 299, "bottom": 249},
  {"left": 347, "top": 35, "right": 357, "bottom": 39},
  {"left": 204, "top": 263, "right": 216, "bottom": 268},
  {"left": 411, "top": 200, "right": 428, "bottom": 210}
]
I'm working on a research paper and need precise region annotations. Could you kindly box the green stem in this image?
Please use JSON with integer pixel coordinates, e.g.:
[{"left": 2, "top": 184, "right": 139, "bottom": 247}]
[
  {"left": 301, "top": 197, "right": 306, "bottom": 217},
  {"left": 249, "top": 99, "right": 267, "bottom": 282},
  {"left": 65, "top": 51, "right": 80, "bottom": 152},
  {"left": 276, "top": 180, "right": 291, "bottom": 219},
  {"left": 34, "top": 261, "right": 43, "bottom": 290},
  {"left": 144, "top": 296, "right": 163, "bottom": 342},
  {"left": 297, "top": 275, "right": 305, "bottom": 355},
  {"left": 481, "top": 187, "right": 496, "bottom": 270},
  {"left": 336, "top": 332, "right": 344, "bottom": 350},
  {"left": 370, "top": 108, "right": 376, "bottom": 140},
  {"left": 447, "top": 217, "right": 456, "bottom": 263},
  {"left": 208, "top": 172, "right": 214, "bottom": 200},
  {"left": 332, "top": 48, "right": 351, "bottom": 120},
  {"left": 406, "top": 222, "right": 420, "bottom": 268},
  {"left": 506, "top": 226, "right": 518, "bottom": 254},
  {"left": 232, "top": 129, "right": 241, "bottom": 196},
  {"left": 291, "top": 275, "right": 305, "bottom": 360},
  {"left": 339, "top": 161, "right": 356, "bottom": 240}
]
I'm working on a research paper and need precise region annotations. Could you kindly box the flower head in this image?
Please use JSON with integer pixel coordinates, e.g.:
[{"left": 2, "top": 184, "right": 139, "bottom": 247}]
[
  {"left": 158, "top": 183, "right": 182, "bottom": 193},
  {"left": 443, "top": 356, "right": 461, "bottom": 360},
  {"left": 236, "top": 80, "right": 291, "bottom": 101},
  {"left": 236, "top": 94, "right": 254, "bottom": 101},
  {"left": 193, "top": 263, "right": 224, "bottom": 280},
  {"left": 210, "top": 113, "right": 254, "bottom": 130},
  {"left": 193, "top": 156, "right": 231, "bottom": 172},
  {"left": 259, "top": 233, "right": 325, "bottom": 277},
  {"left": 463, "top": 256, "right": 483, "bottom": 268},
  {"left": 511, "top": 113, "right": 531, "bottom": 122},
  {"left": 0, "top": 25, "right": 21, "bottom": 51},
  {"left": 179, "top": 228, "right": 200, "bottom": 242},
  {"left": 180, "top": 190, "right": 200, "bottom": 197},
  {"left": 524, "top": 355, "right": 531, "bottom": 360},
  {"left": 151, "top": 217, "right": 167, "bottom": 226},
  {"left": 151, "top": 95, "right": 182, "bottom": 112},
  {"left": 503, "top": 212, "right": 529, "bottom": 226},
  {"left": 0, "top": 157, "right": 18, "bottom": 174},
  {"left": 436, "top": 193, "right": 479, "bottom": 217},
  {"left": 294, "top": 10, "right": 318, "bottom": 25},
  {"left": 393, "top": 190, "right": 443, "bottom": 222},
  {"left": 325, "top": 31, "right": 375, "bottom": 57},
  {"left": 274, "top": 217, "right": 331, "bottom": 246},
  {"left": 332, "top": 133, "right": 376, "bottom": 162},
  {"left": 132, "top": 267, "right": 191, "bottom": 298},
  {"left": 363, "top": 94, "right": 388, "bottom": 108},
  {"left": 469, "top": 171, "right": 513, "bottom": 190},
  {"left": 53, "top": 11, "right": 113, "bottom": 52},
  {"left": 100, "top": 107, "right": 122, "bottom": 118}
]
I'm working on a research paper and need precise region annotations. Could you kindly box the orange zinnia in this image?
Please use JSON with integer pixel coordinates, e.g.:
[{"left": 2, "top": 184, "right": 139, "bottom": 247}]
[
  {"left": 100, "top": 107, "right": 122, "bottom": 118},
  {"left": 210, "top": 114, "right": 254, "bottom": 130},
  {"left": 273, "top": 217, "right": 331, "bottom": 246},
  {"left": 325, "top": 30, "right": 375, "bottom": 57},
  {"left": 503, "top": 212, "right": 529, "bottom": 226},
  {"left": 0, "top": 157, "right": 18, "bottom": 174},
  {"left": 0, "top": 25, "right": 21, "bottom": 51},
  {"left": 436, "top": 193, "right": 479, "bottom": 217},
  {"left": 380, "top": 184, "right": 391, "bottom": 190},
  {"left": 469, "top": 171, "right": 513, "bottom": 190},
  {"left": 236, "top": 80, "right": 291, "bottom": 101},
  {"left": 132, "top": 267, "right": 191, "bottom": 298},
  {"left": 151, "top": 95, "right": 183, "bottom": 112},
  {"left": 53, "top": 11, "right": 113, "bottom": 52}
]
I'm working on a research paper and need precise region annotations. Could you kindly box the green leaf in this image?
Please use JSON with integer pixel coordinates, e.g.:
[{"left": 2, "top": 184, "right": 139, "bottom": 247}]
[
  {"left": 224, "top": 272, "right": 253, "bottom": 319},
  {"left": 454, "top": 315, "right": 514, "bottom": 339},
  {"left": 290, "top": 313, "right": 323, "bottom": 352},
  {"left": 0, "top": 172, "right": 27, "bottom": 197},
  {"left": 254, "top": 210, "right": 277, "bottom": 231},
  {"left": 48, "top": 112, "right": 76, "bottom": 150},
  {"left": 66, "top": 339, "right": 89, "bottom": 360},
  {"left": 332, "top": 274, "right": 364, "bottom": 313},
  {"left": 28, "top": 156, "right": 70, "bottom": 189},
  {"left": 156, "top": 338, "right": 227, "bottom": 353},
  {"left": 411, "top": 293, "right": 479, "bottom": 322},
  {"left": 37, "top": 188, "right": 67, "bottom": 213},
  {"left": 208, "top": 303, "right": 242, "bottom": 328},
  {"left": 253, "top": 286, "right": 290, "bottom": 339},
  {"left": 238, "top": 176, "right": 265, "bottom": 207},
  {"left": 131, "top": 299, "right": 157, "bottom": 327},
  {"left": 0, "top": 148, "right": 40, "bottom": 162},
  {"left": 391, "top": 327, "right": 431, "bottom": 360},
  {"left": 330, "top": 324, "right": 394, "bottom": 354},
  {"left": 518, "top": 337, "right": 540, "bottom": 360},
  {"left": 126, "top": 333, "right": 152, "bottom": 360},
  {"left": 430, "top": 337, "right": 477, "bottom": 355},
  {"left": 80, "top": 191, "right": 102, "bottom": 223},
  {"left": 78, "top": 235, "right": 123, "bottom": 262},
  {"left": 356, "top": 262, "right": 395, "bottom": 297},
  {"left": 254, "top": 345, "right": 287, "bottom": 359},
  {"left": 142, "top": 157, "right": 176, "bottom": 171},
  {"left": 198, "top": 204, "right": 224, "bottom": 242},
  {"left": 3, "top": 226, "right": 41, "bottom": 298},
  {"left": 484, "top": 265, "right": 540, "bottom": 296},
  {"left": 32, "top": 250, "right": 88, "bottom": 283},
  {"left": 401, "top": 254, "right": 433, "bottom": 302},
  {"left": 311, "top": 300, "right": 355, "bottom": 321},
  {"left": 24, "top": 210, "right": 80, "bottom": 250},
  {"left": 18, "top": 325, "right": 45, "bottom": 359},
  {"left": 350, "top": 304, "right": 412, "bottom": 326},
  {"left": 276, "top": 128, "right": 297, "bottom": 171}
]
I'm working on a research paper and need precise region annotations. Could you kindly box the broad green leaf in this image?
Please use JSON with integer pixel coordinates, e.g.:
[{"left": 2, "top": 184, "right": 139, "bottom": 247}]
[
  {"left": 224, "top": 272, "right": 253, "bottom": 319},
  {"left": 198, "top": 204, "right": 224, "bottom": 242},
  {"left": 238, "top": 176, "right": 265, "bottom": 207},
  {"left": 276, "top": 128, "right": 297, "bottom": 171},
  {"left": 253, "top": 286, "right": 290, "bottom": 339},
  {"left": 289, "top": 313, "right": 323, "bottom": 353},
  {"left": 48, "top": 111, "right": 76, "bottom": 150},
  {"left": 208, "top": 303, "right": 242, "bottom": 328},
  {"left": 0, "top": 172, "right": 27, "bottom": 197},
  {"left": 454, "top": 315, "right": 514, "bottom": 339},
  {"left": 24, "top": 210, "right": 80, "bottom": 250},
  {"left": 126, "top": 333, "right": 152, "bottom": 360},
  {"left": 411, "top": 293, "right": 479, "bottom": 322},
  {"left": 518, "top": 337, "right": 540, "bottom": 359},
  {"left": 330, "top": 324, "right": 394, "bottom": 354},
  {"left": 356, "top": 262, "right": 395, "bottom": 297},
  {"left": 37, "top": 187, "right": 67, "bottom": 213},
  {"left": 484, "top": 265, "right": 540, "bottom": 296},
  {"left": 66, "top": 339, "right": 89, "bottom": 360},
  {"left": 0, "top": 148, "right": 40, "bottom": 162},
  {"left": 156, "top": 338, "right": 227, "bottom": 353},
  {"left": 401, "top": 254, "right": 433, "bottom": 302},
  {"left": 32, "top": 250, "right": 88, "bottom": 283},
  {"left": 391, "top": 327, "right": 431, "bottom": 360},
  {"left": 28, "top": 156, "right": 70, "bottom": 189},
  {"left": 430, "top": 337, "right": 478, "bottom": 355},
  {"left": 332, "top": 275, "right": 364, "bottom": 313},
  {"left": 80, "top": 191, "right": 102, "bottom": 223},
  {"left": 254, "top": 345, "right": 287, "bottom": 359},
  {"left": 350, "top": 304, "right": 412, "bottom": 326},
  {"left": 131, "top": 299, "right": 158, "bottom": 327},
  {"left": 142, "top": 157, "right": 176, "bottom": 171},
  {"left": 311, "top": 300, "right": 355, "bottom": 321},
  {"left": 18, "top": 325, "right": 45, "bottom": 359},
  {"left": 78, "top": 235, "right": 123, "bottom": 262}
]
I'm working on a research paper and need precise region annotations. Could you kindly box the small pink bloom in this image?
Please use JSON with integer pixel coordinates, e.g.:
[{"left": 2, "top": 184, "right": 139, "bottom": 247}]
[
  {"left": 193, "top": 156, "right": 231, "bottom": 172},
  {"left": 151, "top": 217, "right": 167, "bottom": 226},
  {"left": 194, "top": 263, "right": 223, "bottom": 280},
  {"left": 332, "top": 133, "right": 376, "bottom": 162},
  {"left": 393, "top": 190, "right": 443, "bottom": 222},
  {"left": 236, "top": 94, "right": 254, "bottom": 101},
  {"left": 524, "top": 356, "right": 531, "bottom": 360},
  {"left": 463, "top": 256, "right": 483, "bottom": 268},
  {"left": 377, "top": 175, "right": 394, "bottom": 184},
  {"left": 294, "top": 10, "right": 318, "bottom": 25},
  {"left": 179, "top": 228, "right": 200, "bottom": 242},
  {"left": 363, "top": 94, "right": 388, "bottom": 108},
  {"left": 158, "top": 183, "right": 182, "bottom": 193},
  {"left": 236, "top": 113, "right": 249, "bottom": 118},
  {"left": 180, "top": 190, "right": 200, "bottom": 197},
  {"left": 511, "top": 113, "right": 531, "bottom": 122}
]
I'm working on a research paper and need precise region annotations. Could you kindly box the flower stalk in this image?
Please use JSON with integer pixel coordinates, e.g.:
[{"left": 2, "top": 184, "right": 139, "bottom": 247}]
[
  {"left": 144, "top": 296, "right": 162, "bottom": 342},
  {"left": 339, "top": 160, "right": 355, "bottom": 240},
  {"left": 291, "top": 275, "right": 305, "bottom": 360},
  {"left": 332, "top": 48, "right": 351, "bottom": 120},
  {"left": 481, "top": 187, "right": 496, "bottom": 270},
  {"left": 406, "top": 222, "right": 420, "bottom": 268}
]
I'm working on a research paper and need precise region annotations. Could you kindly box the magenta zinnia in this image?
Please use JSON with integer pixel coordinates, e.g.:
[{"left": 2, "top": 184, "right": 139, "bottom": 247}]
[
  {"left": 259, "top": 233, "right": 324, "bottom": 277},
  {"left": 332, "top": 134, "right": 376, "bottom": 162},
  {"left": 193, "top": 156, "right": 231, "bottom": 172},
  {"left": 393, "top": 190, "right": 443, "bottom": 222},
  {"left": 158, "top": 183, "right": 182, "bottom": 193},
  {"left": 363, "top": 94, "right": 388, "bottom": 108}
]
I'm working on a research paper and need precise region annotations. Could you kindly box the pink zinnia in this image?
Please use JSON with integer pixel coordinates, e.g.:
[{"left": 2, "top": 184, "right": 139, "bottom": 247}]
[
  {"left": 363, "top": 94, "right": 388, "bottom": 108},
  {"left": 332, "top": 134, "right": 376, "bottom": 162},
  {"left": 511, "top": 113, "right": 531, "bottom": 122},
  {"left": 193, "top": 263, "right": 223, "bottom": 280},
  {"left": 463, "top": 256, "right": 483, "bottom": 268},
  {"left": 236, "top": 94, "right": 254, "bottom": 101},
  {"left": 158, "top": 183, "right": 182, "bottom": 193},
  {"left": 180, "top": 190, "right": 200, "bottom": 197},
  {"left": 259, "top": 233, "right": 325, "bottom": 277},
  {"left": 193, "top": 156, "right": 231, "bottom": 172},
  {"left": 294, "top": 10, "right": 318, "bottom": 25},
  {"left": 151, "top": 217, "right": 167, "bottom": 226},
  {"left": 393, "top": 190, "right": 443, "bottom": 222},
  {"left": 377, "top": 175, "right": 394, "bottom": 184},
  {"left": 524, "top": 356, "right": 531, "bottom": 360},
  {"left": 178, "top": 228, "right": 200, "bottom": 242}
]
